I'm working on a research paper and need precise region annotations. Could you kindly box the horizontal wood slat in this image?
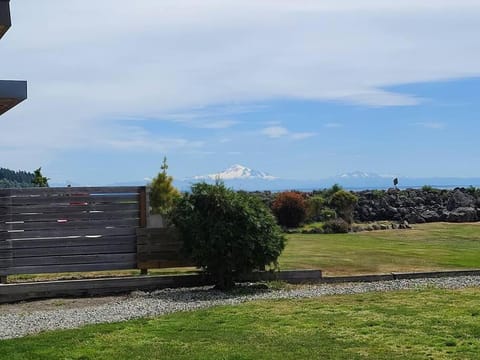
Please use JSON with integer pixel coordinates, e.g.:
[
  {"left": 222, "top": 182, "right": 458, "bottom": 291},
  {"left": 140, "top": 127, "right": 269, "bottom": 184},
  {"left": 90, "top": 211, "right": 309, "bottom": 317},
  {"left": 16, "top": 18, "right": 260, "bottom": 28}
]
[
  {"left": 13, "top": 253, "right": 136, "bottom": 267},
  {"left": 2, "top": 262, "right": 137, "bottom": 276},
  {"left": 0, "top": 218, "right": 140, "bottom": 231},
  {"left": 0, "top": 209, "right": 139, "bottom": 222},
  {"left": 0, "top": 195, "right": 139, "bottom": 206},
  {"left": 136, "top": 228, "right": 193, "bottom": 269},
  {"left": 0, "top": 186, "right": 143, "bottom": 197},
  {"left": 11, "top": 243, "right": 136, "bottom": 258},
  {"left": 8, "top": 235, "right": 137, "bottom": 249},
  {"left": 2, "top": 204, "right": 139, "bottom": 215},
  {"left": 0, "top": 227, "right": 137, "bottom": 240}
]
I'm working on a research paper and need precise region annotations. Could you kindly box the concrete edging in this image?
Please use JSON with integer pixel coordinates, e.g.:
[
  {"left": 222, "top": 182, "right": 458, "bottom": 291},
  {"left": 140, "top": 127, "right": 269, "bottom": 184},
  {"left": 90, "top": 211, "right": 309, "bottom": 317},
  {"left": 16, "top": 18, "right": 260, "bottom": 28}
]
[{"left": 1, "top": 269, "right": 480, "bottom": 304}]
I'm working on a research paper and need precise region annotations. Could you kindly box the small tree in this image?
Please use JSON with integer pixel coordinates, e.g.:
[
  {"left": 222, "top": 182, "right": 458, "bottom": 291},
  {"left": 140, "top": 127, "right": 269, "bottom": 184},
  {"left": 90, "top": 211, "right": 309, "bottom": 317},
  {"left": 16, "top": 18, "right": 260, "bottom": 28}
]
[
  {"left": 271, "top": 191, "right": 306, "bottom": 228},
  {"left": 31, "top": 167, "right": 49, "bottom": 187},
  {"left": 171, "top": 182, "right": 286, "bottom": 290},
  {"left": 324, "top": 183, "right": 343, "bottom": 200},
  {"left": 305, "top": 194, "right": 326, "bottom": 222},
  {"left": 149, "top": 157, "right": 180, "bottom": 215},
  {"left": 329, "top": 190, "right": 358, "bottom": 224}
]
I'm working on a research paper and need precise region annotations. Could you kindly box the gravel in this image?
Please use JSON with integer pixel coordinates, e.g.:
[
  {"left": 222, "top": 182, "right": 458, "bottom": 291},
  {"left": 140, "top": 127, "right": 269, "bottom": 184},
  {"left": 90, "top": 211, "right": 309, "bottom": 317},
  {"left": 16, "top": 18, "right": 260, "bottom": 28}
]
[{"left": 1, "top": 275, "right": 480, "bottom": 340}]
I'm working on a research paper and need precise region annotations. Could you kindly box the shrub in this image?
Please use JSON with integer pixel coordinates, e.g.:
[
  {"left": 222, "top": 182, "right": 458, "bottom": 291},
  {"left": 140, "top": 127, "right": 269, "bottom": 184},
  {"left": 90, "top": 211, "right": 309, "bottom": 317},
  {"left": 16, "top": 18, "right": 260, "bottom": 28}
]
[
  {"left": 323, "top": 218, "right": 350, "bottom": 234},
  {"left": 305, "top": 195, "right": 325, "bottom": 222},
  {"left": 272, "top": 191, "right": 307, "bottom": 228},
  {"left": 329, "top": 190, "right": 358, "bottom": 224},
  {"left": 149, "top": 157, "right": 180, "bottom": 216},
  {"left": 171, "top": 182, "right": 286, "bottom": 290},
  {"left": 319, "top": 208, "right": 337, "bottom": 221},
  {"left": 371, "top": 189, "right": 385, "bottom": 199},
  {"left": 466, "top": 186, "right": 480, "bottom": 197}
]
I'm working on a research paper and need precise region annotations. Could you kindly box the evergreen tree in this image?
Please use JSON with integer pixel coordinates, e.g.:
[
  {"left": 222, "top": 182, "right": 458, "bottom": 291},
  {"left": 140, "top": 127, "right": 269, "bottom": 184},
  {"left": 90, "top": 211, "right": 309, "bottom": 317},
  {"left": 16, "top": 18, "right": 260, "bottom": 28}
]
[
  {"left": 31, "top": 167, "right": 49, "bottom": 187},
  {"left": 149, "top": 157, "right": 180, "bottom": 215}
]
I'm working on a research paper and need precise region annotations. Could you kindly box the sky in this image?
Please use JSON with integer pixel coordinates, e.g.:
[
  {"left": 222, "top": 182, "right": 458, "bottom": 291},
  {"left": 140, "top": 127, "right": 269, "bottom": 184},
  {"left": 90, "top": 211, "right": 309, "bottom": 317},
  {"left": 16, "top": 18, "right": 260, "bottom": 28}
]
[{"left": 1, "top": 0, "right": 479, "bottom": 185}]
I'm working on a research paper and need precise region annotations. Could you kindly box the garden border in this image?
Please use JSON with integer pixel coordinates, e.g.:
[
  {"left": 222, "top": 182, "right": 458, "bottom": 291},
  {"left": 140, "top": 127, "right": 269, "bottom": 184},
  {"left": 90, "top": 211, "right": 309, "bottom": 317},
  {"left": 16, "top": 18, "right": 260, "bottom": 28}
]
[{"left": 1, "top": 269, "right": 480, "bottom": 304}]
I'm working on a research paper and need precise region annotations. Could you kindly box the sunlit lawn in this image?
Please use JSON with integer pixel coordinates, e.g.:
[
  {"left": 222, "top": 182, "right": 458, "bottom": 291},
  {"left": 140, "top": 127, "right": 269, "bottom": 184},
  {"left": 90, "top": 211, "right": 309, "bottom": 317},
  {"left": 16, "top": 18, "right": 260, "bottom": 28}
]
[
  {"left": 280, "top": 222, "right": 480, "bottom": 275},
  {"left": 1, "top": 287, "right": 480, "bottom": 359}
]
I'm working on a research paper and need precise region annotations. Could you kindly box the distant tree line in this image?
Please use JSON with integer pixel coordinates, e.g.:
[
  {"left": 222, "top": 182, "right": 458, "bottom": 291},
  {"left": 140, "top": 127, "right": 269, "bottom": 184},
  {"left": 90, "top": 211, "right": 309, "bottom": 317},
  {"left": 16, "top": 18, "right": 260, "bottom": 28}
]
[{"left": 0, "top": 167, "right": 35, "bottom": 188}]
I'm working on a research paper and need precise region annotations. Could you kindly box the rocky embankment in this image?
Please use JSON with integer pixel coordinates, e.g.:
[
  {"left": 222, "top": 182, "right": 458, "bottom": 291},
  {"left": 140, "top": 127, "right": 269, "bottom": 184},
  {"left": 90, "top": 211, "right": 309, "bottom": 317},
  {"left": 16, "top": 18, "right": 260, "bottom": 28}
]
[{"left": 355, "top": 188, "right": 480, "bottom": 224}]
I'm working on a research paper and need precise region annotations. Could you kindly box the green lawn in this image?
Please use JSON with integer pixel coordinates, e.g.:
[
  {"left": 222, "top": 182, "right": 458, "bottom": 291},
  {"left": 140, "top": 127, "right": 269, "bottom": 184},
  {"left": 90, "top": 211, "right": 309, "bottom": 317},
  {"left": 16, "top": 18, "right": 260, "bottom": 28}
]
[
  {"left": 280, "top": 222, "right": 480, "bottom": 275},
  {"left": 2, "top": 287, "right": 480, "bottom": 359}
]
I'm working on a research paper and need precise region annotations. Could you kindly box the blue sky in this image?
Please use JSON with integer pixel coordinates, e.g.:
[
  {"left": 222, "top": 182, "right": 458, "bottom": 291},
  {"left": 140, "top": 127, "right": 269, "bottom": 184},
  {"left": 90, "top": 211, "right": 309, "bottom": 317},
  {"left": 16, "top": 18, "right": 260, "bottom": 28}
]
[{"left": 1, "top": 1, "right": 479, "bottom": 185}]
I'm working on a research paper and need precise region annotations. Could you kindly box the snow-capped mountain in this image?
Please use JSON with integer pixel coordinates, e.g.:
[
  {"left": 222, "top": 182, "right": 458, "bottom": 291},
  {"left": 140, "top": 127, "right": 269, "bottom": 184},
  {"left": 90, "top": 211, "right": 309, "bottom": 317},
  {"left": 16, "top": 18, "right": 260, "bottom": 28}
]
[
  {"left": 193, "top": 164, "right": 277, "bottom": 181},
  {"left": 338, "top": 171, "right": 391, "bottom": 179}
]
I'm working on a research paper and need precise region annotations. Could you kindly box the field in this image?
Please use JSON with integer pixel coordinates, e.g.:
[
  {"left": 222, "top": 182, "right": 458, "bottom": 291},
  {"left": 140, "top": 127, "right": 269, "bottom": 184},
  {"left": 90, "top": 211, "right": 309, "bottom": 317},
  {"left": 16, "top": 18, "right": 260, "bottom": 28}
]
[
  {"left": 280, "top": 222, "right": 480, "bottom": 275},
  {"left": 1, "top": 287, "right": 479, "bottom": 359}
]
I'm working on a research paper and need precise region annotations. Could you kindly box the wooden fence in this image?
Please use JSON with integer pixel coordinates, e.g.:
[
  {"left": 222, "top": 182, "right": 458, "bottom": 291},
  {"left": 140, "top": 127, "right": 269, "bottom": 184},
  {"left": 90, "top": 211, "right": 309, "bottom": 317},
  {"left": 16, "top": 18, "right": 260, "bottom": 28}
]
[{"left": 0, "top": 186, "right": 152, "bottom": 282}]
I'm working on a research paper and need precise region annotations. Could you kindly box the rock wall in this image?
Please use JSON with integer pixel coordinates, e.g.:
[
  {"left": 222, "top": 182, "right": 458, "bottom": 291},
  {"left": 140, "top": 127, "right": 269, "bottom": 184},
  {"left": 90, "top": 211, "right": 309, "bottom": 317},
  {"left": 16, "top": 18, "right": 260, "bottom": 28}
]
[{"left": 355, "top": 188, "right": 480, "bottom": 224}]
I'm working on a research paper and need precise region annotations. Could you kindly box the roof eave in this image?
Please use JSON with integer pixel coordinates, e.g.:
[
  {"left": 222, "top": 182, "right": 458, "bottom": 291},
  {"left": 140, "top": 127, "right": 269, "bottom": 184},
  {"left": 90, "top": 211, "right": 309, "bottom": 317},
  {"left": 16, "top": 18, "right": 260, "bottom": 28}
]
[{"left": 0, "top": 0, "right": 11, "bottom": 40}]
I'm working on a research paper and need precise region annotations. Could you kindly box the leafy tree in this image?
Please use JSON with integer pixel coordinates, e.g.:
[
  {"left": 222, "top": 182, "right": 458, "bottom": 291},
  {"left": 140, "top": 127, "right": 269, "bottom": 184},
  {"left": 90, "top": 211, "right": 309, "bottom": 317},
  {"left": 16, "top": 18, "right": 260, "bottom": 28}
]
[
  {"left": 31, "top": 167, "right": 49, "bottom": 187},
  {"left": 271, "top": 191, "right": 306, "bottom": 228},
  {"left": 171, "top": 182, "right": 286, "bottom": 290},
  {"left": 149, "top": 157, "right": 180, "bottom": 215},
  {"left": 329, "top": 190, "right": 358, "bottom": 224}
]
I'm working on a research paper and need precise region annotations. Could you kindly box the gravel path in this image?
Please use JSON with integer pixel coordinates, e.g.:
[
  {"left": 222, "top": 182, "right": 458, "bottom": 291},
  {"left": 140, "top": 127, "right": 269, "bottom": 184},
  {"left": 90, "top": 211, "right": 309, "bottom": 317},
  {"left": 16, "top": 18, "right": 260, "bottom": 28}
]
[{"left": 1, "top": 275, "right": 480, "bottom": 340}]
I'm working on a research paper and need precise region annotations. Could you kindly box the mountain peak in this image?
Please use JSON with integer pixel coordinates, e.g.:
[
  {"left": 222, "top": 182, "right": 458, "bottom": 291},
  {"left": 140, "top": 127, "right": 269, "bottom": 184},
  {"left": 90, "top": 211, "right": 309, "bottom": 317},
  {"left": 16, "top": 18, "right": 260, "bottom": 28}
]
[
  {"left": 193, "top": 164, "right": 277, "bottom": 181},
  {"left": 337, "top": 171, "right": 386, "bottom": 179}
]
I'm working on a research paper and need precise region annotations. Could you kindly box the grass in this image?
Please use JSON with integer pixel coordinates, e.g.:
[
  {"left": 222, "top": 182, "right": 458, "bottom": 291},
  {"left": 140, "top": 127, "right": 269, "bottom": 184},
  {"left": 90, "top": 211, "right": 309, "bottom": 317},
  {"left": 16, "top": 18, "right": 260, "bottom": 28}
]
[
  {"left": 1, "top": 287, "right": 480, "bottom": 359},
  {"left": 7, "top": 222, "right": 480, "bottom": 282},
  {"left": 279, "top": 222, "right": 480, "bottom": 275}
]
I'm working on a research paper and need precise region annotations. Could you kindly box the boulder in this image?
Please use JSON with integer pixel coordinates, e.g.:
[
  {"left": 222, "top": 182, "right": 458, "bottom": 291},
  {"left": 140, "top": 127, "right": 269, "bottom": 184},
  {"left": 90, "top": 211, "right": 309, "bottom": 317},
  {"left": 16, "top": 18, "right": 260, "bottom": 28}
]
[
  {"left": 420, "top": 210, "right": 441, "bottom": 223},
  {"left": 446, "top": 207, "right": 478, "bottom": 222},
  {"left": 447, "top": 190, "right": 475, "bottom": 211},
  {"left": 405, "top": 213, "right": 426, "bottom": 224}
]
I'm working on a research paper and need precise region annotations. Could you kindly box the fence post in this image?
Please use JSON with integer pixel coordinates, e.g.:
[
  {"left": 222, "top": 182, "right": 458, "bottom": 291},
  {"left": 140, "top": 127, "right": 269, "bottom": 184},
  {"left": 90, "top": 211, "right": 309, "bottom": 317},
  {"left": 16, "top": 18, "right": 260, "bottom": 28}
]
[
  {"left": 138, "top": 186, "right": 149, "bottom": 275},
  {"left": 139, "top": 186, "right": 148, "bottom": 228}
]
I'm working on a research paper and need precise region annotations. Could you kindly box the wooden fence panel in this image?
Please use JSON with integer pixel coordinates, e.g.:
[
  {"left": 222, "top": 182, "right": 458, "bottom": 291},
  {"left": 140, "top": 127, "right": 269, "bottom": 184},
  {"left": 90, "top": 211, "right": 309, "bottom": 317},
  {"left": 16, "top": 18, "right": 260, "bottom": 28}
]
[{"left": 0, "top": 186, "right": 144, "bottom": 277}]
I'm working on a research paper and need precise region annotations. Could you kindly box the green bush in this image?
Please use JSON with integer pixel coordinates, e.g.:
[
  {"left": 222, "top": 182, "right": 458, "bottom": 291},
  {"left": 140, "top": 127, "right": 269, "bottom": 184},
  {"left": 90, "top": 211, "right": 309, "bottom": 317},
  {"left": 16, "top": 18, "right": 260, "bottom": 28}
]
[
  {"left": 319, "top": 208, "right": 337, "bottom": 221},
  {"left": 305, "top": 195, "right": 325, "bottom": 222},
  {"left": 272, "top": 191, "right": 307, "bottom": 228},
  {"left": 171, "top": 182, "right": 286, "bottom": 290},
  {"left": 323, "top": 218, "right": 350, "bottom": 234},
  {"left": 329, "top": 190, "right": 358, "bottom": 224},
  {"left": 466, "top": 186, "right": 480, "bottom": 197}
]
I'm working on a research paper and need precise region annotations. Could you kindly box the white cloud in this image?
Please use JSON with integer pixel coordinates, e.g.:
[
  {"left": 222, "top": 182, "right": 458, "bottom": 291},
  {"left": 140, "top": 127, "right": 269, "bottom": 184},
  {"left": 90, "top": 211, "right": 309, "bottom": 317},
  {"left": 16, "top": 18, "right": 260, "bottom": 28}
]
[
  {"left": 415, "top": 122, "right": 446, "bottom": 129},
  {"left": 291, "top": 132, "right": 316, "bottom": 140},
  {"left": 1, "top": 0, "right": 480, "bottom": 168},
  {"left": 262, "top": 126, "right": 289, "bottom": 138},
  {"left": 196, "top": 120, "right": 238, "bottom": 129},
  {"left": 261, "top": 126, "right": 316, "bottom": 140}
]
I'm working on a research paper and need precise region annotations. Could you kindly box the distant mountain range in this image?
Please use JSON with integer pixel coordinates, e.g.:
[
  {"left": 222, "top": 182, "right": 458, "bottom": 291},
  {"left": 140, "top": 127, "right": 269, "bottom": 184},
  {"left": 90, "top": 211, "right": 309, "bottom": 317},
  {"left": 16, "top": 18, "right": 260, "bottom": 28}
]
[
  {"left": 171, "top": 165, "right": 480, "bottom": 191},
  {"left": 48, "top": 164, "right": 480, "bottom": 191}
]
